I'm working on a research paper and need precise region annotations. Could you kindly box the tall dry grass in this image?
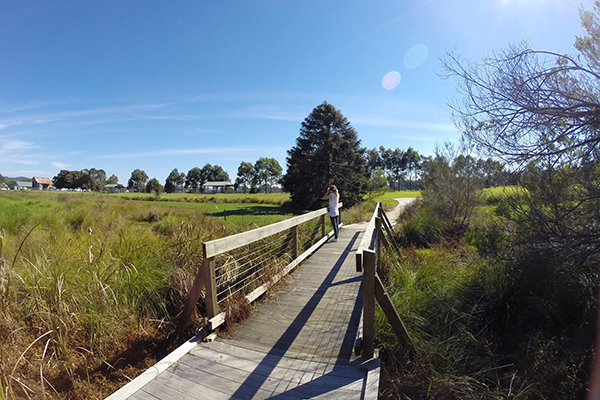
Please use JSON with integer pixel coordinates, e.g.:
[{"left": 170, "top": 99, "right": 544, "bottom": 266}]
[{"left": 0, "top": 192, "right": 229, "bottom": 399}]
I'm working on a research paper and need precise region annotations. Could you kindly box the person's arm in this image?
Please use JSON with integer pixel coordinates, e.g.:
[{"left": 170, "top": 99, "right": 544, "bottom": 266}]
[{"left": 322, "top": 190, "right": 331, "bottom": 200}]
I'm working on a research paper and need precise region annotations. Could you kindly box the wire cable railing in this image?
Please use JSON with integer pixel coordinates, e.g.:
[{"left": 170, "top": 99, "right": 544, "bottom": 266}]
[{"left": 175, "top": 204, "right": 342, "bottom": 335}]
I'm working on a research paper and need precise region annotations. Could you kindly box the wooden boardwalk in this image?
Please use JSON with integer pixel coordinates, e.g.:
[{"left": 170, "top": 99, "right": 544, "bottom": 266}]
[{"left": 108, "top": 223, "right": 379, "bottom": 400}]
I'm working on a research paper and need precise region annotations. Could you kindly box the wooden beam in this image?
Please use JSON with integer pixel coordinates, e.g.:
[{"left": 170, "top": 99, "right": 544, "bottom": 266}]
[
  {"left": 203, "top": 257, "right": 219, "bottom": 320},
  {"left": 291, "top": 225, "right": 299, "bottom": 260},
  {"left": 174, "top": 259, "right": 207, "bottom": 337},
  {"left": 203, "top": 203, "right": 342, "bottom": 258},
  {"left": 355, "top": 251, "right": 363, "bottom": 273},
  {"left": 374, "top": 275, "right": 416, "bottom": 359},
  {"left": 203, "top": 208, "right": 327, "bottom": 258},
  {"left": 380, "top": 211, "right": 401, "bottom": 253},
  {"left": 355, "top": 205, "right": 380, "bottom": 272},
  {"left": 379, "top": 206, "right": 394, "bottom": 232},
  {"left": 375, "top": 217, "right": 385, "bottom": 249}
]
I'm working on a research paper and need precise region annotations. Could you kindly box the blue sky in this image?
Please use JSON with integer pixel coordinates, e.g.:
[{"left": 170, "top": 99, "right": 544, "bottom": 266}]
[{"left": 0, "top": 0, "right": 591, "bottom": 183}]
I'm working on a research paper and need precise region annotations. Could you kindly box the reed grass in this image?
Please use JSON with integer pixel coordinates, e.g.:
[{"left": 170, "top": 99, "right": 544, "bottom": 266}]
[
  {"left": 0, "top": 191, "right": 301, "bottom": 399},
  {"left": 377, "top": 200, "right": 594, "bottom": 399}
]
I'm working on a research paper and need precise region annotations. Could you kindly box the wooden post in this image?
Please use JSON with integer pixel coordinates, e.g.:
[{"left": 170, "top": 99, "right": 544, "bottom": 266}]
[
  {"left": 355, "top": 250, "right": 363, "bottom": 273},
  {"left": 291, "top": 225, "right": 299, "bottom": 260},
  {"left": 174, "top": 259, "right": 207, "bottom": 337},
  {"left": 363, "top": 249, "right": 376, "bottom": 359},
  {"left": 202, "top": 248, "right": 219, "bottom": 321},
  {"left": 375, "top": 217, "right": 382, "bottom": 253},
  {"left": 321, "top": 214, "right": 326, "bottom": 238}
]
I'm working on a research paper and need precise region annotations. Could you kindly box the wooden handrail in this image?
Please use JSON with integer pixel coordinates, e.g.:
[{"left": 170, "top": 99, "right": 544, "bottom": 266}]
[
  {"left": 356, "top": 202, "right": 415, "bottom": 360},
  {"left": 355, "top": 203, "right": 380, "bottom": 272},
  {"left": 204, "top": 207, "right": 329, "bottom": 258}
]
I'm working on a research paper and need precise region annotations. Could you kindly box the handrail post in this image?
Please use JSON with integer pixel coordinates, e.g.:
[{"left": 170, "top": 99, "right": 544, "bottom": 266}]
[
  {"left": 355, "top": 250, "right": 363, "bottom": 273},
  {"left": 320, "top": 214, "right": 326, "bottom": 238},
  {"left": 291, "top": 225, "right": 299, "bottom": 260},
  {"left": 173, "top": 259, "right": 206, "bottom": 337},
  {"left": 202, "top": 246, "right": 219, "bottom": 321},
  {"left": 375, "top": 216, "right": 382, "bottom": 253},
  {"left": 363, "top": 249, "right": 376, "bottom": 359}
]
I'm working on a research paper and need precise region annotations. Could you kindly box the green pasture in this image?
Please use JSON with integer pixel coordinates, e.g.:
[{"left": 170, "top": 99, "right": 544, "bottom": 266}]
[
  {"left": 481, "top": 185, "right": 523, "bottom": 198},
  {"left": 0, "top": 191, "right": 297, "bottom": 234},
  {"left": 0, "top": 188, "right": 429, "bottom": 238},
  {"left": 118, "top": 191, "right": 291, "bottom": 205},
  {"left": 377, "top": 190, "right": 422, "bottom": 198}
]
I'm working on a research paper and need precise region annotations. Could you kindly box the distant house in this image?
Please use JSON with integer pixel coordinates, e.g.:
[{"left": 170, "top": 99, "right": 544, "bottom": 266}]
[
  {"left": 203, "top": 181, "right": 234, "bottom": 193},
  {"left": 103, "top": 183, "right": 125, "bottom": 193},
  {"left": 32, "top": 177, "right": 53, "bottom": 190},
  {"left": 16, "top": 181, "right": 33, "bottom": 190}
]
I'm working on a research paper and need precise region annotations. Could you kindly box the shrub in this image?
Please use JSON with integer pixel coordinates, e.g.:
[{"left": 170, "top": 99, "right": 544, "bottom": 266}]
[
  {"left": 396, "top": 208, "right": 448, "bottom": 247},
  {"left": 421, "top": 145, "right": 484, "bottom": 230}
]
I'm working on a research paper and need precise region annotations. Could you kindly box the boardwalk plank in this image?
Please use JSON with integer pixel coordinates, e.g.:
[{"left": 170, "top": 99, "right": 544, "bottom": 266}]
[
  {"left": 106, "top": 223, "right": 381, "bottom": 400},
  {"left": 177, "top": 355, "right": 363, "bottom": 398},
  {"left": 184, "top": 349, "right": 365, "bottom": 387},
  {"left": 137, "top": 369, "right": 235, "bottom": 400}
]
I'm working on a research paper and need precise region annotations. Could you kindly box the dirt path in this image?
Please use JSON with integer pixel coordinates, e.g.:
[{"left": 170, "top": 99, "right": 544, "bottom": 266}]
[{"left": 385, "top": 197, "right": 418, "bottom": 225}]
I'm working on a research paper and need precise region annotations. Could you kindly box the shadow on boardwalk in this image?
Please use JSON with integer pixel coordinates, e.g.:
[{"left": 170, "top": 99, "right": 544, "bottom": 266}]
[
  {"left": 108, "top": 223, "right": 377, "bottom": 400},
  {"left": 230, "top": 232, "right": 363, "bottom": 399}
]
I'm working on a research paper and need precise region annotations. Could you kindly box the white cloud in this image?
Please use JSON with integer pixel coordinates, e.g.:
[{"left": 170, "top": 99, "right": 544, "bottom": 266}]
[
  {"left": 0, "top": 102, "right": 175, "bottom": 130},
  {"left": 95, "top": 147, "right": 276, "bottom": 160},
  {"left": 52, "top": 162, "right": 68, "bottom": 169},
  {"left": 0, "top": 139, "right": 38, "bottom": 151}
]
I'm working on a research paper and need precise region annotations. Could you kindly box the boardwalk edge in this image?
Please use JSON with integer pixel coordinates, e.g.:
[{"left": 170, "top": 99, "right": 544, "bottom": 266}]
[{"left": 104, "top": 330, "right": 207, "bottom": 400}]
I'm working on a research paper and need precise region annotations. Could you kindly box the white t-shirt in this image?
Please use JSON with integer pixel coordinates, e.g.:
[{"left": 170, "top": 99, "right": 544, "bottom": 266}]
[{"left": 328, "top": 193, "right": 339, "bottom": 217}]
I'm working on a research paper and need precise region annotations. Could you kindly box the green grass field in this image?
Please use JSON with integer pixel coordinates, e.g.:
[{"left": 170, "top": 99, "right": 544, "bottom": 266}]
[
  {"left": 377, "top": 190, "right": 422, "bottom": 198},
  {"left": 118, "top": 191, "right": 291, "bottom": 205}
]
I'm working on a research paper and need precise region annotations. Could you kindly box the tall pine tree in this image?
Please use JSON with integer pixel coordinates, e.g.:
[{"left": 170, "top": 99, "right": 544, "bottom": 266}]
[{"left": 283, "top": 102, "right": 367, "bottom": 209}]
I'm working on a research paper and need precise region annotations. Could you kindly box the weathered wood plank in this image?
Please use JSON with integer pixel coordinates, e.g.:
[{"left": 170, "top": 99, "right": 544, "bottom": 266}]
[
  {"left": 136, "top": 368, "right": 237, "bottom": 400},
  {"left": 204, "top": 257, "right": 219, "bottom": 319},
  {"left": 355, "top": 203, "right": 380, "bottom": 271},
  {"left": 172, "top": 360, "right": 306, "bottom": 400},
  {"left": 105, "top": 330, "right": 207, "bottom": 400},
  {"left": 190, "top": 341, "right": 346, "bottom": 375},
  {"left": 362, "top": 358, "right": 381, "bottom": 400},
  {"left": 181, "top": 351, "right": 365, "bottom": 392}
]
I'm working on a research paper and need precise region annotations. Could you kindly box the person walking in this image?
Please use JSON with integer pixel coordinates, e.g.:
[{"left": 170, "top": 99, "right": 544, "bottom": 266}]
[{"left": 322, "top": 185, "right": 340, "bottom": 242}]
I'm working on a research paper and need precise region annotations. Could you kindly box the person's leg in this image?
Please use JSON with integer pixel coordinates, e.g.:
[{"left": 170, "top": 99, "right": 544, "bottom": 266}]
[{"left": 331, "top": 215, "right": 339, "bottom": 239}]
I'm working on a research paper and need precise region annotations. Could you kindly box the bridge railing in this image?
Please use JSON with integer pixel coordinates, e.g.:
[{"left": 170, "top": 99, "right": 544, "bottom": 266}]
[
  {"left": 355, "top": 202, "right": 416, "bottom": 360},
  {"left": 176, "top": 204, "right": 342, "bottom": 335}
]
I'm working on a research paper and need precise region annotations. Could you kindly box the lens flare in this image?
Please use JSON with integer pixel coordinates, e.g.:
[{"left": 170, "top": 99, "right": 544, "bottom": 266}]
[
  {"left": 382, "top": 71, "right": 401, "bottom": 90},
  {"left": 404, "top": 44, "right": 429, "bottom": 69}
]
